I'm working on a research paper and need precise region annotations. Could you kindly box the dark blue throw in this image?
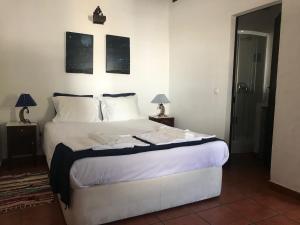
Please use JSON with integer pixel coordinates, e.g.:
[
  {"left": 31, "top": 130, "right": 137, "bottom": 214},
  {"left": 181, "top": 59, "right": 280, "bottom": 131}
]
[{"left": 49, "top": 137, "right": 221, "bottom": 207}]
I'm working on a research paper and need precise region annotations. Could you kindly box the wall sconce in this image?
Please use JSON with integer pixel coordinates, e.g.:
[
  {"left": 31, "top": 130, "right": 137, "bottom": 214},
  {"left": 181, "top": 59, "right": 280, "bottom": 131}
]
[{"left": 93, "top": 6, "right": 106, "bottom": 25}]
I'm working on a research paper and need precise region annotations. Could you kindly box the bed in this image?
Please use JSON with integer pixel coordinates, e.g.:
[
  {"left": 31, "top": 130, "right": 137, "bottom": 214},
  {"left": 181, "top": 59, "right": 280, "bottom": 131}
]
[{"left": 43, "top": 119, "right": 229, "bottom": 225}]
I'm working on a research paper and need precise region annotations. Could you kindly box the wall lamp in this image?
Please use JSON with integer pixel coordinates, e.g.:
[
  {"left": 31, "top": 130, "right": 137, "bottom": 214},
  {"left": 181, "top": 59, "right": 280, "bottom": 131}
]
[{"left": 93, "top": 6, "right": 106, "bottom": 25}]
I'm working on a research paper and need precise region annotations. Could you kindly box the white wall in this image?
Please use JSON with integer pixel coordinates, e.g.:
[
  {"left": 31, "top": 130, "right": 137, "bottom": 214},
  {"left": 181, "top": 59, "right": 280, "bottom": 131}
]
[
  {"left": 271, "top": 0, "right": 300, "bottom": 193},
  {"left": 0, "top": 0, "right": 170, "bottom": 159},
  {"left": 169, "top": 0, "right": 280, "bottom": 139}
]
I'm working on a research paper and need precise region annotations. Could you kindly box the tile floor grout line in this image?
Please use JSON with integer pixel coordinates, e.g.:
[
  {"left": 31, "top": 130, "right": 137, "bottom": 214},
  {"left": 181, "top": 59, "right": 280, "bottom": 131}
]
[
  {"left": 193, "top": 210, "right": 212, "bottom": 225},
  {"left": 249, "top": 212, "right": 280, "bottom": 224},
  {"left": 223, "top": 194, "right": 300, "bottom": 225},
  {"left": 248, "top": 195, "right": 292, "bottom": 215},
  {"left": 288, "top": 216, "right": 300, "bottom": 225},
  {"left": 252, "top": 214, "right": 289, "bottom": 225},
  {"left": 156, "top": 210, "right": 194, "bottom": 223},
  {"left": 155, "top": 214, "right": 165, "bottom": 225}
]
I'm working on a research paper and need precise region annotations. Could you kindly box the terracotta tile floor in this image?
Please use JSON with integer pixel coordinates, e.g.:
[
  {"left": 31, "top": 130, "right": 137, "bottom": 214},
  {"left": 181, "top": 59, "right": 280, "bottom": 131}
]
[{"left": 1, "top": 154, "right": 300, "bottom": 225}]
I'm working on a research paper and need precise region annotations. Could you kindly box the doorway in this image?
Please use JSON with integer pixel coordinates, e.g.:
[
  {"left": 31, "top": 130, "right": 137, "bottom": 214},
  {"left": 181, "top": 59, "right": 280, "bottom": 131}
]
[{"left": 230, "top": 4, "right": 282, "bottom": 169}]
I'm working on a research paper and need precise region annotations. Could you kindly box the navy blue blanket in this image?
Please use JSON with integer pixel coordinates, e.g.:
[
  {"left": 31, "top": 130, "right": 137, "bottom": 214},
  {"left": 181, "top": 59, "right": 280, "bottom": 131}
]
[{"left": 49, "top": 137, "right": 220, "bottom": 207}]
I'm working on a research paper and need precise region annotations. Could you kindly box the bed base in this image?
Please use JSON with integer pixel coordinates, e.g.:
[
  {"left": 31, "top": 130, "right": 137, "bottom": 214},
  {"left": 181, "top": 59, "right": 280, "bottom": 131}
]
[{"left": 59, "top": 167, "right": 222, "bottom": 225}]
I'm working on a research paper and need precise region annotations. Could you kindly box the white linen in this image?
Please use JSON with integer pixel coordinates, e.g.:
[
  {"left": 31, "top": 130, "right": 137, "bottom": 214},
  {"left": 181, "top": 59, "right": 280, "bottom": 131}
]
[
  {"left": 43, "top": 119, "right": 229, "bottom": 188},
  {"left": 89, "top": 134, "right": 149, "bottom": 150},
  {"left": 136, "top": 126, "right": 216, "bottom": 145},
  {"left": 52, "top": 96, "right": 101, "bottom": 123},
  {"left": 101, "top": 95, "right": 141, "bottom": 121}
]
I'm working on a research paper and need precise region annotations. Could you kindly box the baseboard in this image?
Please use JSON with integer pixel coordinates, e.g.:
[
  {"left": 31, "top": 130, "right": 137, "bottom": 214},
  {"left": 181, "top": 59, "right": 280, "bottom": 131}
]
[{"left": 269, "top": 181, "right": 300, "bottom": 200}]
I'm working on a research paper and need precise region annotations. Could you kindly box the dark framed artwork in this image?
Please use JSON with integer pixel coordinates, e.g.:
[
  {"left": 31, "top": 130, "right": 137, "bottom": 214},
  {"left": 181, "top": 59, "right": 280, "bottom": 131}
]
[
  {"left": 66, "top": 32, "right": 93, "bottom": 74},
  {"left": 106, "top": 35, "right": 130, "bottom": 74}
]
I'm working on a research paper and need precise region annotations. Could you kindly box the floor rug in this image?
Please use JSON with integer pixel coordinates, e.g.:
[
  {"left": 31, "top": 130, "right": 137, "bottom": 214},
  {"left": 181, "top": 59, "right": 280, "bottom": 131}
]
[{"left": 0, "top": 171, "right": 56, "bottom": 214}]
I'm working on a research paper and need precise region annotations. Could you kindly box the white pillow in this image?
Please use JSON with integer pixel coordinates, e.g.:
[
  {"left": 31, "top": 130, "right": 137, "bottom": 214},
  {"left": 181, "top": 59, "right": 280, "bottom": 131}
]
[
  {"left": 101, "top": 95, "right": 141, "bottom": 121},
  {"left": 52, "top": 96, "right": 101, "bottom": 123}
]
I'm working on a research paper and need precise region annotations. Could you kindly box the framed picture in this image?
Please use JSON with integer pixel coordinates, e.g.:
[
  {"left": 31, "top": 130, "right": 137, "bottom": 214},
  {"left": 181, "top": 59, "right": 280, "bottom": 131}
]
[
  {"left": 106, "top": 35, "right": 130, "bottom": 74},
  {"left": 66, "top": 32, "right": 93, "bottom": 74}
]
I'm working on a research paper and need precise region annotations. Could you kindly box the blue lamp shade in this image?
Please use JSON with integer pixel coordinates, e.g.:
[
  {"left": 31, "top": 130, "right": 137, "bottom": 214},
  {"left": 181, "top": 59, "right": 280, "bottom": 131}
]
[
  {"left": 151, "top": 94, "right": 170, "bottom": 104},
  {"left": 15, "top": 94, "right": 37, "bottom": 107}
]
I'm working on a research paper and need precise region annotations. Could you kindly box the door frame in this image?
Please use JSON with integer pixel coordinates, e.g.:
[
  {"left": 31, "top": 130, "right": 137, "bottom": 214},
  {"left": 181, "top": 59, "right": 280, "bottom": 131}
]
[
  {"left": 228, "top": 16, "right": 240, "bottom": 158},
  {"left": 229, "top": 4, "right": 282, "bottom": 159}
]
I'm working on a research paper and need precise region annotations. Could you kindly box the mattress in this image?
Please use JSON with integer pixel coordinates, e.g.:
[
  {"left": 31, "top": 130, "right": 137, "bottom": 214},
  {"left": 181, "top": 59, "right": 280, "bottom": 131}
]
[{"left": 43, "top": 119, "right": 229, "bottom": 188}]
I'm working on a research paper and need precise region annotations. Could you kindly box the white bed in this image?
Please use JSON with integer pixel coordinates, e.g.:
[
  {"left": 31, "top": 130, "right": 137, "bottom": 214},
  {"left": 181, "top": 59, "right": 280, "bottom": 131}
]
[{"left": 43, "top": 119, "right": 229, "bottom": 225}]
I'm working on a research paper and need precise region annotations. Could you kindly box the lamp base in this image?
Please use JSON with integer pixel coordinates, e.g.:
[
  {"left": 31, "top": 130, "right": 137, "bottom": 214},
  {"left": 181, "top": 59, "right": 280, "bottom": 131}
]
[
  {"left": 157, "top": 103, "right": 167, "bottom": 118},
  {"left": 19, "top": 107, "right": 31, "bottom": 124}
]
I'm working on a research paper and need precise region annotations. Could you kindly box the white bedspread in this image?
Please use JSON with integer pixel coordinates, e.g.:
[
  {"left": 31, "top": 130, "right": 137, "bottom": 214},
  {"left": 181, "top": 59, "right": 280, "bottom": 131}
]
[{"left": 43, "top": 119, "right": 229, "bottom": 189}]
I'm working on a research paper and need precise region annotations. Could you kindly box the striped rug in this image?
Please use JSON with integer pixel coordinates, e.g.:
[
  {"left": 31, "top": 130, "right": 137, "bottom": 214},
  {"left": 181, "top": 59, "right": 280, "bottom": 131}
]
[{"left": 0, "top": 171, "right": 56, "bottom": 214}]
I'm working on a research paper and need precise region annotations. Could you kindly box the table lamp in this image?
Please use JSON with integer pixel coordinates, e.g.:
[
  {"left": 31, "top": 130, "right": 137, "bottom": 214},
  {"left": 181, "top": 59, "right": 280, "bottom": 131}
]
[
  {"left": 151, "top": 94, "right": 170, "bottom": 117},
  {"left": 15, "top": 94, "right": 37, "bottom": 124}
]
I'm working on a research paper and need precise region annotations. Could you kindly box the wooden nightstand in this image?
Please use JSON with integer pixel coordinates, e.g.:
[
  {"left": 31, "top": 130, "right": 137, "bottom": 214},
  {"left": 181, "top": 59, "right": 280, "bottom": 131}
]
[
  {"left": 6, "top": 122, "right": 38, "bottom": 167},
  {"left": 149, "top": 116, "right": 175, "bottom": 127}
]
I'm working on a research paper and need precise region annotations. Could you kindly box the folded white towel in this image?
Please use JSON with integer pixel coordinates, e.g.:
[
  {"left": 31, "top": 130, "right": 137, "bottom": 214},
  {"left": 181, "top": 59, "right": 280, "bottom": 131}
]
[
  {"left": 89, "top": 133, "right": 148, "bottom": 151},
  {"left": 136, "top": 127, "right": 215, "bottom": 145},
  {"left": 92, "top": 143, "right": 136, "bottom": 151}
]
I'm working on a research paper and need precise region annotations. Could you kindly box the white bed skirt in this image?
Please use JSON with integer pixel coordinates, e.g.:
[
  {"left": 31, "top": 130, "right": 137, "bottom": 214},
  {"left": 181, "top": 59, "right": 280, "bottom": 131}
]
[{"left": 60, "top": 167, "right": 222, "bottom": 225}]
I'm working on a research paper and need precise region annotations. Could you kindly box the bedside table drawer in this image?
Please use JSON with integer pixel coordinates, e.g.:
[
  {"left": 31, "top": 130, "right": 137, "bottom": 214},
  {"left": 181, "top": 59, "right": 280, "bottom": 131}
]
[
  {"left": 9, "top": 140, "right": 36, "bottom": 155},
  {"left": 7, "top": 125, "right": 37, "bottom": 156},
  {"left": 11, "top": 126, "right": 36, "bottom": 138}
]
